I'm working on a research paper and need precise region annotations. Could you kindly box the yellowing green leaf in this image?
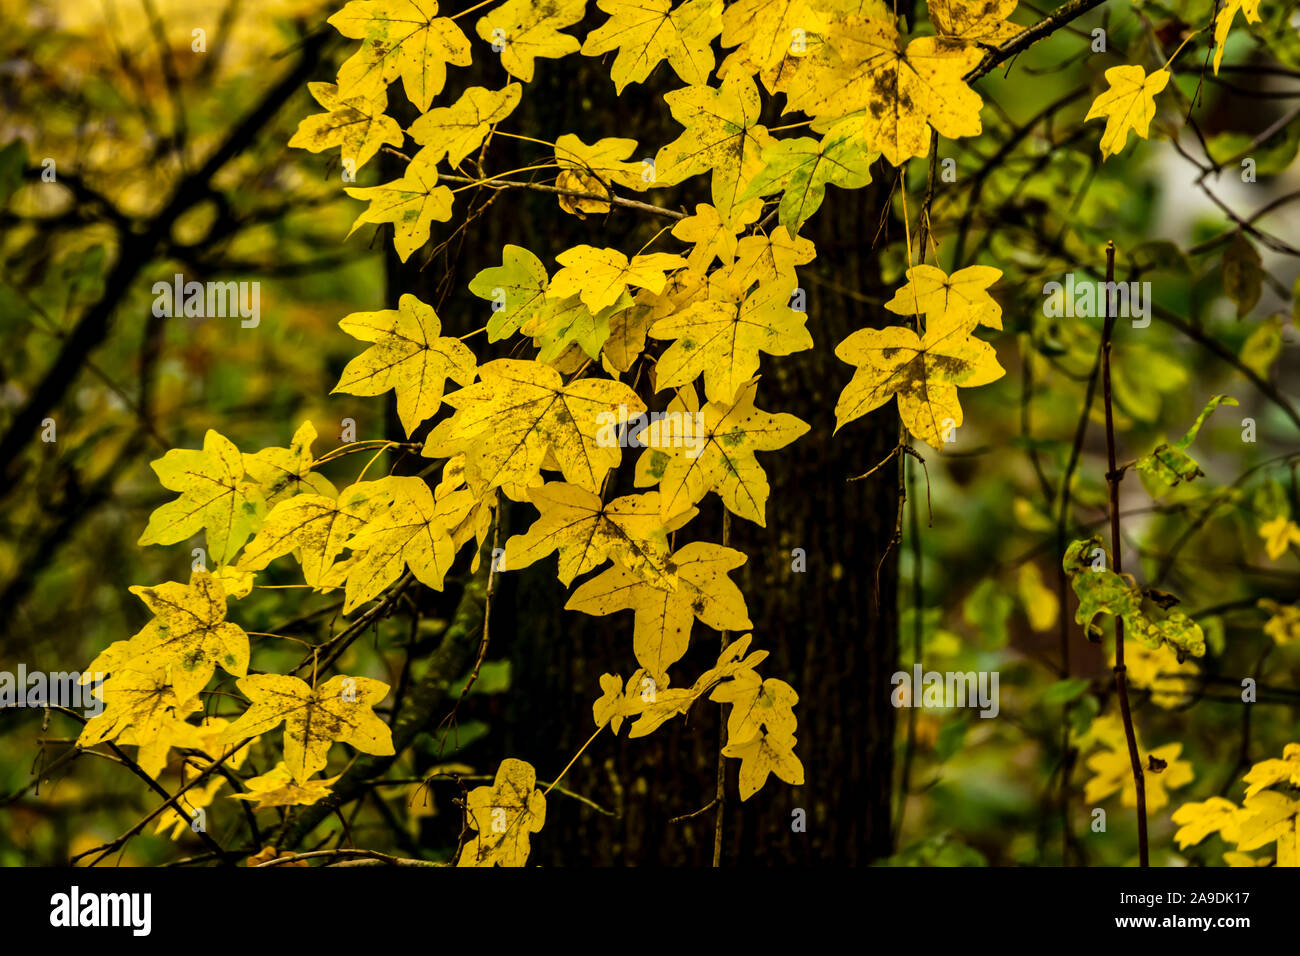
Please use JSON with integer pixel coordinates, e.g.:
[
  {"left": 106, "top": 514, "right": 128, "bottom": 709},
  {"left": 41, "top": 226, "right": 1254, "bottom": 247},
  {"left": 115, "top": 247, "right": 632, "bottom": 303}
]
[
  {"left": 345, "top": 157, "right": 454, "bottom": 262},
  {"left": 221, "top": 674, "right": 394, "bottom": 783},
  {"left": 242, "top": 421, "right": 337, "bottom": 508},
  {"left": 740, "top": 128, "right": 876, "bottom": 233},
  {"left": 333, "top": 293, "right": 477, "bottom": 437},
  {"left": 469, "top": 244, "right": 551, "bottom": 341},
  {"left": 138, "top": 429, "right": 263, "bottom": 567}
]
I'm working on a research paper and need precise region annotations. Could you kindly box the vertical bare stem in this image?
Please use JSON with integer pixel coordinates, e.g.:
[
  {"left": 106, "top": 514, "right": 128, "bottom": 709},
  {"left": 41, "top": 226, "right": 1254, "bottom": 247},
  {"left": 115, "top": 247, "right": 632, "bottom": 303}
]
[{"left": 1099, "top": 239, "right": 1149, "bottom": 867}]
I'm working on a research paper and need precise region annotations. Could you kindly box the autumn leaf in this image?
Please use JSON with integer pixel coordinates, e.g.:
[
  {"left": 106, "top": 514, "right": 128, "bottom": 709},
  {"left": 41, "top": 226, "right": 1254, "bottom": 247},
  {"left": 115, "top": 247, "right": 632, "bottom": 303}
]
[
  {"left": 407, "top": 83, "right": 522, "bottom": 167},
  {"left": 138, "top": 429, "right": 264, "bottom": 567},
  {"left": 243, "top": 421, "right": 337, "bottom": 508},
  {"left": 503, "top": 483, "right": 695, "bottom": 588},
  {"left": 288, "top": 82, "right": 403, "bottom": 171},
  {"left": 345, "top": 156, "right": 453, "bottom": 262},
  {"left": 1259, "top": 515, "right": 1300, "bottom": 560},
  {"left": 740, "top": 128, "right": 877, "bottom": 233},
  {"left": 468, "top": 243, "right": 551, "bottom": 341},
  {"left": 1085, "top": 740, "right": 1194, "bottom": 811},
  {"left": 672, "top": 202, "right": 761, "bottom": 272},
  {"left": 636, "top": 380, "right": 809, "bottom": 525},
  {"left": 719, "top": 0, "right": 826, "bottom": 74},
  {"left": 1242, "top": 743, "right": 1300, "bottom": 798},
  {"left": 78, "top": 668, "right": 198, "bottom": 750},
  {"left": 458, "top": 757, "right": 547, "bottom": 867},
  {"left": 566, "top": 541, "right": 751, "bottom": 683},
  {"left": 221, "top": 674, "right": 395, "bottom": 783},
  {"left": 655, "top": 72, "right": 776, "bottom": 218},
  {"left": 527, "top": 291, "right": 632, "bottom": 363},
  {"left": 627, "top": 632, "right": 769, "bottom": 737},
  {"left": 581, "top": 0, "right": 723, "bottom": 93},
  {"left": 721, "top": 728, "right": 805, "bottom": 800},
  {"left": 730, "top": 226, "right": 816, "bottom": 285},
  {"left": 231, "top": 763, "right": 340, "bottom": 810},
  {"left": 833, "top": 312, "right": 1005, "bottom": 450},
  {"left": 553, "top": 134, "right": 650, "bottom": 216},
  {"left": 341, "top": 476, "right": 475, "bottom": 612},
  {"left": 329, "top": 0, "right": 472, "bottom": 111},
  {"left": 440, "top": 359, "right": 645, "bottom": 493},
  {"left": 884, "top": 264, "right": 1004, "bottom": 330},
  {"left": 1086, "top": 65, "right": 1170, "bottom": 160},
  {"left": 332, "top": 293, "right": 477, "bottom": 437},
  {"left": 237, "top": 478, "right": 399, "bottom": 588},
  {"left": 547, "top": 245, "right": 686, "bottom": 312},
  {"left": 650, "top": 275, "right": 811, "bottom": 404},
  {"left": 1235, "top": 790, "right": 1299, "bottom": 866},
  {"left": 99, "top": 570, "right": 251, "bottom": 701},
  {"left": 1172, "top": 796, "right": 1243, "bottom": 849},
  {"left": 1214, "top": 0, "right": 1261, "bottom": 74},
  {"left": 475, "top": 0, "right": 585, "bottom": 82},
  {"left": 929, "top": 0, "right": 1024, "bottom": 46}
]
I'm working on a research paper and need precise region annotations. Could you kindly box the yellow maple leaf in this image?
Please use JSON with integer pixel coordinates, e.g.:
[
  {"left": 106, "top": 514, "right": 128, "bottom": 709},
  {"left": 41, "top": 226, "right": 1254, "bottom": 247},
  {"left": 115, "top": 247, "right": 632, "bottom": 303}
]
[
  {"left": 655, "top": 72, "right": 776, "bottom": 218},
  {"left": 231, "top": 762, "right": 340, "bottom": 810},
  {"left": 237, "top": 478, "right": 399, "bottom": 588},
  {"left": 1242, "top": 743, "right": 1300, "bottom": 798},
  {"left": 345, "top": 156, "right": 454, "bottom": 263},
  {"left": 672, "top": 202, "right": 761, "bottom": 272},
  {"left": 1084, "top": 741, "right": 1194, "bottom": 811},
  {"left": 834, "top": 314, "right": 1005, "bottom": 450},
  {"left": 329, "top": 0, "right": 472, "bottom": 111},
  {"left": 729, "top": 225, "right": 816, "bottom": 285},
  {"left": 1259, "top": 515, "right": 1300, "bottom": 560},
  {"left": 242, "top": 421, "right": 337, "bottom": 508},
  {"left": 649, "top": 275, "right": 812, "bottom": 403},
  {"left": 440, "top": 359, "right": 646, "bottom": 493},
  {"left": 78, "top": 667, "right": 197, "bottom": 750},
  {"left": 636, "top": 380, "right": 810, "bottom": 526},
  {"left": 341, "top": 476, "right": 475, "bottom": 612},
  {"left": 137, "top": 429, "right": 264, "bottom": 567},
  {"left": 884, "top": 263, "right": 1004, "bottom": 330},
  {"left": 475, "top": 0, "right": 585, "bottom": 82},
  {"left": 929, "top": 0, "right": 1025, "bottom": 46},
  {"left": 407, "top": 83, "right": 522, "bottom": 167},
  {"left": 719, "top": 0, "right": 826, "bottom": 74},
  {"left": 458, "top": 757, "right": 547, "bottom": 867},
  {"left": 1085, "top": 65, "right": 1170, "bottom": 160},
  {"left": 504, "top": 483, "right": 694, "bottom": 588},
  {"left": 1260, "top": 599, "right": 1300, "bottom": 645},
  {"left": 1235, "top": 790, "right": 1300, "bottom": 866},
  {"left": 547, "top": 245, "right": 686, "bottom": 312},
  {"left": 287, "top": 82, "right": 403, "bottom": 172},
  {"left": 553, "top": 134, "right": 651, "bottom": 217},
  {"left": 581, "top": 0, "right": 723, "bottom": 92},
  {"left": 123, "top": 696, "right": 204, "bottom": 777},
  {"left": 1172, "top": 796, "right": 1243, "bottom": 849},
  {"left": 221, "top": 674, "right": 394, "bottom": 783},
  {"left": 97, "top": 570, "right": 251, "bottom": 701},
  {"left": 566, "top": 541, "right": 752, "bottom": 683},
  {"left": 332, "top": 293, "right": 477, "bottom": 437},
  {"left": 721, "top": 728, "right": 805, "bottom": 800},
  {"left": 1214, "top": 0, "right": 1261, "bottom": 74}
]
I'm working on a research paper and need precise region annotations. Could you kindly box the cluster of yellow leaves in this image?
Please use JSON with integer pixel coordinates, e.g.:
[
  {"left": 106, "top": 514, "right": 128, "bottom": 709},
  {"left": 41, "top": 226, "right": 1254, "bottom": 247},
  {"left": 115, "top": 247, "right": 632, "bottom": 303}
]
[
  {"left": 593, "top": 634, "right": 803, "bottom": 799},
  {"left": 1173, "top": 744, "right": 1300, "bottom": 866},
  {"left": 1077, "top": 714, "right": 1194, "bottom": 813},
  {"left": 834, "top": 265, "right": 1006, "bottom": 450}
]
